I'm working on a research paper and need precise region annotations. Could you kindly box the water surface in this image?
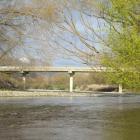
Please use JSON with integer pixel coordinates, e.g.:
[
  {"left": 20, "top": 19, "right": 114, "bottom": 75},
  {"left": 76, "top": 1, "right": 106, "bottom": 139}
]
[{"left": 0, "top": 95, "right": 140, "bottom": 140}]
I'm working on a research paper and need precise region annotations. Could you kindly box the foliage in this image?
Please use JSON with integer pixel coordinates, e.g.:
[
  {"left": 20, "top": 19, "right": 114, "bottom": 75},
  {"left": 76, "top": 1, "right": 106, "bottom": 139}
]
[{"left": 101, "top": 0, "right": 140, "bottom": 90}]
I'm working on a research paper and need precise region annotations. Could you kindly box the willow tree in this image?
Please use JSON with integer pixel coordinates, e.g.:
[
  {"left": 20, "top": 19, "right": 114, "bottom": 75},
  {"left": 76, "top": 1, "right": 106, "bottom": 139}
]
[{"left": 101, "top": 0, "right": 140, "bottom": 90}]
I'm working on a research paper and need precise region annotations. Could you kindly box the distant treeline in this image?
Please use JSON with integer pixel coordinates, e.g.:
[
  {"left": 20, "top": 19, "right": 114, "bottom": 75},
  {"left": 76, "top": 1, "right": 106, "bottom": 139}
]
[{"left": 1, "top": 72, "right": 139, "bottom": 92}]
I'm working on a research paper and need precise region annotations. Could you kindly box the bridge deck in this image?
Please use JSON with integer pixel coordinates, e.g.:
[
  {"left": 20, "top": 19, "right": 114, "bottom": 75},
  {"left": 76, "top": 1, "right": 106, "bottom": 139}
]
[{"left": 0, "top": 66, "right": 109, "bottom": 72}]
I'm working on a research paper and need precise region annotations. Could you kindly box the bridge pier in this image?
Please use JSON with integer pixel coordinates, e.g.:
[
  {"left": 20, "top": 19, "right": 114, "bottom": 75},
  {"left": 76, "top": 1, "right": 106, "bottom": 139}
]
[
  {"left": 119, "top": 84, "right": 123, "bottom": 93},
  {"left": 68, "top": 71, "right": 75, "bottom": 92},
  {"left": 21, "top": 72, "right": 28, "bottom": 90}
]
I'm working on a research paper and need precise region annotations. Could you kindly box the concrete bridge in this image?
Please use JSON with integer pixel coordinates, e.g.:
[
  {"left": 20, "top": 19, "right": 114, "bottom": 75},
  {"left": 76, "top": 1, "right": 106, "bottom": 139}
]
[{"left": 0, "top": 66, "right": 122, "bottom": 93}]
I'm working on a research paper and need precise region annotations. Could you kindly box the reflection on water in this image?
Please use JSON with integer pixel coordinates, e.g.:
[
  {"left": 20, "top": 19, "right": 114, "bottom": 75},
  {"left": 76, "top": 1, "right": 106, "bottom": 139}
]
[{"left": 0, "top": 96, "right": 140, "bottom": 140}]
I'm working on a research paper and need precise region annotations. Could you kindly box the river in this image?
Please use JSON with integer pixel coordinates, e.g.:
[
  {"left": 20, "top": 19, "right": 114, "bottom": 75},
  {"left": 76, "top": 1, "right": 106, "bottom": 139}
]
[{"left": 0, "top": 95, "right": 140, "bottom": 140}]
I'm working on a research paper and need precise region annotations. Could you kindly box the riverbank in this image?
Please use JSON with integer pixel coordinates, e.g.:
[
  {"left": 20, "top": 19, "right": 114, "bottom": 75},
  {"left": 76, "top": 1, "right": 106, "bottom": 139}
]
[{"left": 0, "top": 90, "right": 138, "bottom": 97}]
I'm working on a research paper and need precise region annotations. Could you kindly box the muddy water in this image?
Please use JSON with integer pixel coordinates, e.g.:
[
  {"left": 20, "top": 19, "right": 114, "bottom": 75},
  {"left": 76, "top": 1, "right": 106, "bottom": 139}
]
[{"left": 0, "top": 95, "right": 140, "bottom": 140}]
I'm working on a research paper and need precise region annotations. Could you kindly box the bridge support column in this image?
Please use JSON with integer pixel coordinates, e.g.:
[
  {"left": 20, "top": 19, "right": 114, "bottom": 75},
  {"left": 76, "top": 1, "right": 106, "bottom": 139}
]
[
  {"left": 68, "top": 71, "right": 75, "bottom": 92},
  {"left": 22, "top": 76, "right": 26, "bottom": 90},
  {"left": 119, "top": 84, "right": 123, "bottom": 93},
  {"left": 21, "top": 72, "right": 28, "bottom": 90}
]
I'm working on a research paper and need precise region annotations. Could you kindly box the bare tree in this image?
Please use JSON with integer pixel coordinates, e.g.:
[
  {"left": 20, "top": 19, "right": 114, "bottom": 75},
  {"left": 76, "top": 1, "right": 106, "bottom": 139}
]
[
  {"left": 52, "top": 0, "right": 134, "bottom": 66},
  {"left": 0, "top": 0, "right": 63, "bottom": 65}
]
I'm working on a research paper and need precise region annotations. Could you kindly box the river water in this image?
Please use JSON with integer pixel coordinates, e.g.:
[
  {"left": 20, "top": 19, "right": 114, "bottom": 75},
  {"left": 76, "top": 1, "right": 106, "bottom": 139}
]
[{"left": 0, "top": 95, "right": 140, "bottom": 140}]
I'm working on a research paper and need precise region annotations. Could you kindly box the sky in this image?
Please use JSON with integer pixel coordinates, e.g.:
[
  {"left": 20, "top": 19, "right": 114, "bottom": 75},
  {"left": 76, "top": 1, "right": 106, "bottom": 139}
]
[{"left": 53, "top": 58, "right": 86, "bottom": 67}]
